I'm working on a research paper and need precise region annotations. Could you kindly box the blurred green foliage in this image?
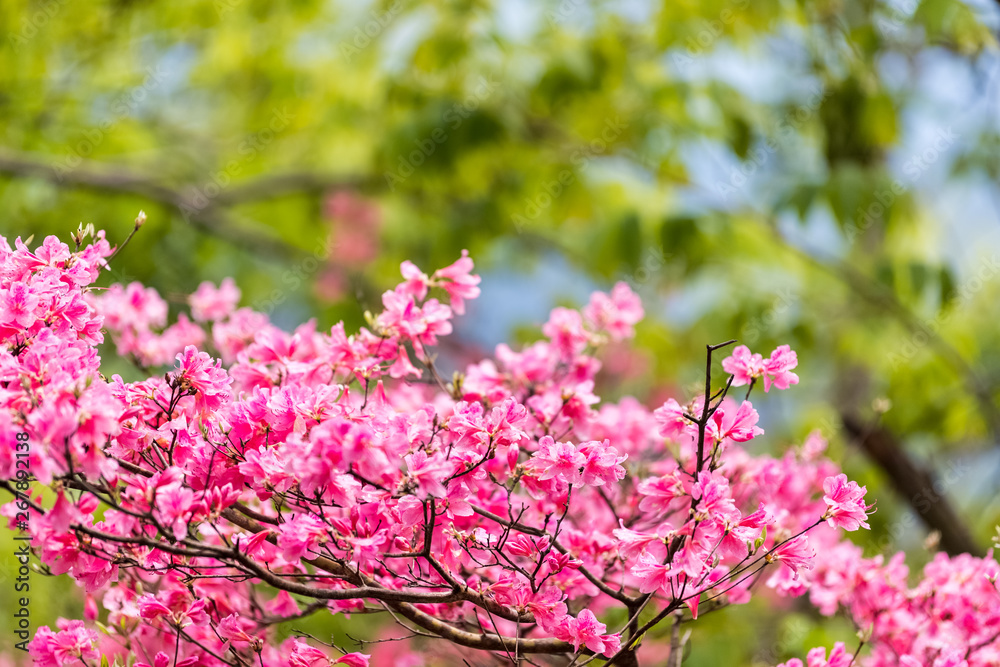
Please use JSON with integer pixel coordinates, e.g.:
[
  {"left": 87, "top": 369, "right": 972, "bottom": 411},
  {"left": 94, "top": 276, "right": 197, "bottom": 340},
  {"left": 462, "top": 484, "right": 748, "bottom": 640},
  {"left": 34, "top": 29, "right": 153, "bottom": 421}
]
[{"left": 2, "top": 0, "right": 1000, "bottom": 663}]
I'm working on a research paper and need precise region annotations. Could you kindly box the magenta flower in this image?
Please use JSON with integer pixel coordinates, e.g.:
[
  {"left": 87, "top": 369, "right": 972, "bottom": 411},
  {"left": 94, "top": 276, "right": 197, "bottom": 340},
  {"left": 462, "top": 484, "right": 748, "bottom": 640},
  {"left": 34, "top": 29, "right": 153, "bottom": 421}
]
[
  {"left": 28, "top": 620, "right": 99, "bottom": 667},
  {"left": 777, "top": 642, "right": 852, "bottom": 667},
  {"left": 709, "top": 400, "right": 764, "bottom": 443},
  {"left": 762, "top": 344, "right": 800, "bottom": 391},
  {"left": 404, "top": 450, "right": 453, "bottom": 498},
  {"left": 554, "top": 609, "right": 622, "bottom": 657},
  {"left": 188, "top": 277, "right": 241, "bottom": 322},
  {"left": 289, "top": 639, "right": 333, "bottom": 667},
  {"left": 722, "top": 344, "right": 800, "bottom": 392},
  {"left": 526, "top": 435, "right": 586, "bottom": 485},
  {"left": 583, "top": 281, "right": 644, "bottom": 341},
  {"left": 0, "top": 282, "right": 40, "bottom": 329},
  {"left": 722, "top": 345, "right": 764, "bottom": 386},
  {"left": 277, "top": 513, "right": 329, "bottom": 562},
  {"left": 433, "top": 249, "right": 481, "bottom": 315},
  {"left": 631, "top": 550, "right": 674, "bottom": 594},
  {"left": 822, "top": 473, "right": 873, "bottom": 531},
  {"left": 218, "top": 613, "right": 263, "bottom": 651},
  {"left": 579, "top": 438, "right": 628, "bottom": 486},
  {"left": 173, "top": 345, "right": 233, "bottom": 413},
  {"left": 542, "top": 307, "right": 591, "bottom": 360},
  {"left": 398, "top": 260, "right": 430, "bottom": 300},
  {"left": 767, "top": 536, "right": 816, "bottom": 576}
]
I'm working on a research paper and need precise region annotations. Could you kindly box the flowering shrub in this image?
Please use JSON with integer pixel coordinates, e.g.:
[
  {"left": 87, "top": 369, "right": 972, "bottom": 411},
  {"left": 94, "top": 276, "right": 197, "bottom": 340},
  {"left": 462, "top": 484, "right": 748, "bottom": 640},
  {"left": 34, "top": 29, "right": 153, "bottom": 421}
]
[{"left": 0, "top": 227, "right": 997, "bottom": 666}]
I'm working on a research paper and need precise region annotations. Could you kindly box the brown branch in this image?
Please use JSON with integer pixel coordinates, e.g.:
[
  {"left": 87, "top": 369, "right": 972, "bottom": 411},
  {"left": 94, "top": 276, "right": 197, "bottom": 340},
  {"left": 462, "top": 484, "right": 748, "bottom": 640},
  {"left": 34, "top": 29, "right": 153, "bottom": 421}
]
[
  {"left": 213, "top": 171, "right": 374, "bottom": 206},
  {"left": 0, "top": 148, "right": 331, "bottom": 263},
  {"left": 469, "top": 504, "right": 635, "bottom": 605},
  {"left": 222, "top": 506, "right": 537, "bottom": 621}
]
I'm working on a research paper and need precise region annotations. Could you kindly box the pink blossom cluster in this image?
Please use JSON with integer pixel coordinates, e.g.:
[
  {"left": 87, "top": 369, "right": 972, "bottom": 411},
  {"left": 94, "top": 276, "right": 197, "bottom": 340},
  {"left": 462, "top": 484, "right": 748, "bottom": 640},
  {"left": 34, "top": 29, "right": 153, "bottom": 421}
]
[
  {"left": 0, "top": 229, "right": 991, "bottom": 666},
  {"left": 778, "top": 546, "right": 1000, "bottom": 666}
]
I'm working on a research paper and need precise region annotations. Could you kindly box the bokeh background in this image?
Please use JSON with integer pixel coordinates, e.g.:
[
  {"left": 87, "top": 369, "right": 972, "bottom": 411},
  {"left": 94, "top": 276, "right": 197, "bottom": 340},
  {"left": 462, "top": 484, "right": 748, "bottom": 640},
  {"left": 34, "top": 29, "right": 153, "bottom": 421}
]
[{"left": 2, "top": 0, "right": 1000, "bottom": 663}]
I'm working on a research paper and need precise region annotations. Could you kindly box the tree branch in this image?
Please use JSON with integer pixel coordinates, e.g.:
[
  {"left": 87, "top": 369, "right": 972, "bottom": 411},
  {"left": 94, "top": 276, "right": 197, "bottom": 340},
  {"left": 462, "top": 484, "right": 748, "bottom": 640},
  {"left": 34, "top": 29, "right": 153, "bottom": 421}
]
[{"left": 0, "top": 148, "right": 354, "bottom": 263}]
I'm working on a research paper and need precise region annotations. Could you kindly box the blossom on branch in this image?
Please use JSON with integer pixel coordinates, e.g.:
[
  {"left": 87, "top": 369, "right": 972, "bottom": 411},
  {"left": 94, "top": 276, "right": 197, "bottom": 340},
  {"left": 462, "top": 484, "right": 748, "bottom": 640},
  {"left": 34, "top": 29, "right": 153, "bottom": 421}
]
[{"left": 0, "top": 229, "right": 984, "bottom": 667}]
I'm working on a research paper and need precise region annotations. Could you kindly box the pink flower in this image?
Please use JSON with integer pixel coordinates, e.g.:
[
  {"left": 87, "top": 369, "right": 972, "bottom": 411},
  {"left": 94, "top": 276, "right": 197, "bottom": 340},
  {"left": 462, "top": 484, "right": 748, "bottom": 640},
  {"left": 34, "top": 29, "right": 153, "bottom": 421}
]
[
  {"left": 239, "top": 448, "right": 294, "bottom": 500},
  {"left": 721, "top": 345, "right": 764, "bottom": 387},
  {"left": 137, "top": 595, "right": 172, "bottom": 621},
  {"left": 526, "top": 436, "right": 586, "bottom": 485},
  {"left": 404, "top": 450, "right": 452, "bottom": 498},
  {"left": 7, "top": 229, "right": 968, "bottom": 667},
  {"left": 486, "top": 396, "right": 529, "bottom": 447},
  {"left": 709, "top": 400, "right": 763, "bottom": 443},
  {"left": 802, "top": 642, "right": 851, "bottom": 667},
  {"left": 92, "top": 281, "right": 168, "bottom": 333},
  {"left": 28, "top": 620, "right": 99, "bottom": 667},
  {"left": 554, "top": 609, "right": 621, "bottom": 657},
  {"left": 218, "top": 613, "right": 263, "bottom": 650},
  {"left": 691, "top": 471, "right": 739, "bottom": 522},
  {"left": 289, "top": 639, "right": 332, "bottom": 667},
  {"left": 134, "top": 653, "right": 170, "bottom": 667},
  {"left": 578, "top": 439, "right": 628, "bottom": 486},
  {"left": 723, "top": 344, "right": 799, "bottom": 392},
  {"left": 767, "top": 536, "right": 815, "bottom": 576},
  {"left": 0, "top": 282, "right": 40, "bottom": 329},
  {"left": 377, "top": 288, "right": 453, "bottom": 351},
  {"left": 631, "top": 551, "right": 674, "bottom": 594},
  {"left": 433, "top": 250, "right": 481, "bottom": 315},
  {"left": 137, "top": 594, "right": 208, "bottom": 627},
  {"left": 653, "top": 398, "right": 694, "bottom": 439},
  {"left": 189, "top": 278, "right": 241, "bottom": 322},
  {"left": 583, "top": 282, "right": 644, "bottom": 341},
  {"left": 762, "top": 345, "right": 799, "bottom": 392},
  {"left": 542, "top": 307, "right": 590, "bottom": 360},
  {"left": 278, "top": 513, "right": 329, "bottom": 562},
  {"left": 822, "top": 474, "right": 872, "bottom": 531},
  {"left": 507, "top": 533, "right": 550, "bottom": 557},
  {"left": 718, "top": 504, "right": 773, "bottom": 560},
  {"left": 399, "top": 260, "right": 430, "bottom": 300},
  {"left": 173, "top": 345, "right": 233, "bottom": 413},
  {"left": 527, "top": 585, "right": 569, "bottom": 632},
  {"left": 613, "top": 523, "right": 661, "bottom": 560},
  {"left": 154, "top": 482, "right": 196, "bottom": 540},
  {"left": 637, "top": 472, "right": 683, "bottom": 514}
]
